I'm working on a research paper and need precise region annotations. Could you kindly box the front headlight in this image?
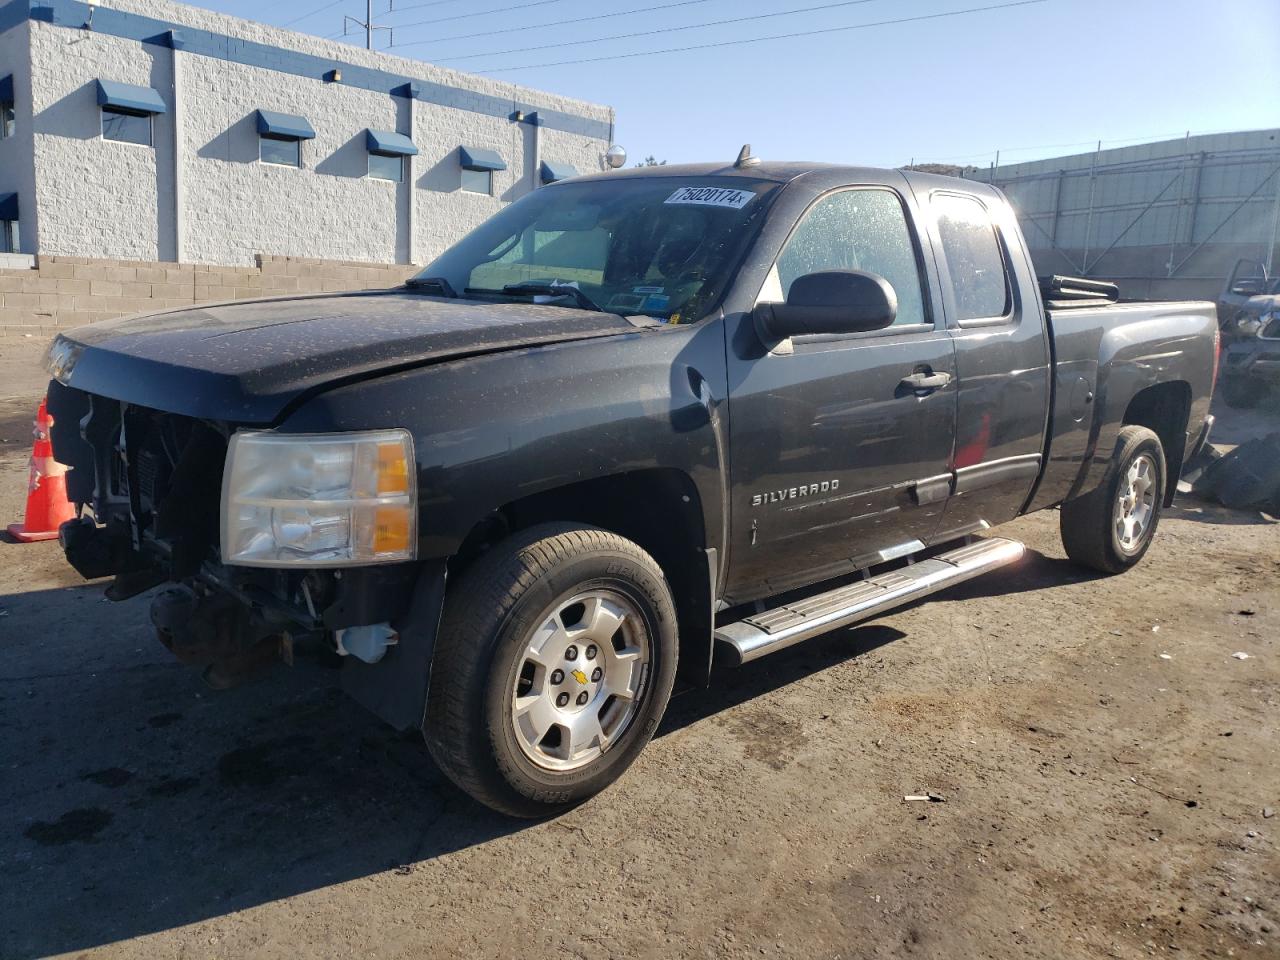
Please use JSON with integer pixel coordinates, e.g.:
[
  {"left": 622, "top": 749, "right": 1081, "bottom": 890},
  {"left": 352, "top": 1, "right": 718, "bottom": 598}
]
[
  {"left": 1236, "top": 315, "right": 1264, "bottom": 336},
  {"left": 220, "top": 429, "right": 417, "bottom": 568}
]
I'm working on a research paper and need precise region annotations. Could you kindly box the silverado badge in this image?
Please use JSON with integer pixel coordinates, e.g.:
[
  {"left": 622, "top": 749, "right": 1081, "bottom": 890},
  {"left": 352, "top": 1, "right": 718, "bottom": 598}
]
[{"left": 752, "top": 480, "right": 839, "bottom": 508}]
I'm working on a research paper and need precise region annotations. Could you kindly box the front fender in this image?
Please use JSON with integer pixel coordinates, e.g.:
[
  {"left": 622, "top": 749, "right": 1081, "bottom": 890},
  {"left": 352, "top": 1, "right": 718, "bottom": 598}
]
[{"left": 277, "top": 318, "right": 731, "bottom": 579}]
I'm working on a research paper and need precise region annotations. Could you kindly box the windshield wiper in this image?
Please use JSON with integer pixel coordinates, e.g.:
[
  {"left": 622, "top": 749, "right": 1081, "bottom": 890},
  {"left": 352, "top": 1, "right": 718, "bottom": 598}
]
[
  {"left": 500, "top": 280, "right": 603, "bottom": 312},
  {"left": 405, "top": 276, "right": 458, "bottom": 297}
]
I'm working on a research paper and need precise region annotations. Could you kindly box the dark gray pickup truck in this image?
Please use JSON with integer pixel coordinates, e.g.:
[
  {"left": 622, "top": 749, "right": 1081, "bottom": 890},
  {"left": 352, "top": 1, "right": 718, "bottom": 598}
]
[{"left": 44, "top": 153, "right": 1218, "bottom": 816}]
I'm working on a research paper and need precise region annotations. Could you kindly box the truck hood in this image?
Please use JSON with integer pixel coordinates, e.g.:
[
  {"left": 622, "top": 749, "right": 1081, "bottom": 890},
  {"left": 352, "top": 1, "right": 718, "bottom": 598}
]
[{"left": 47, "top": 291, "right": 640, "bottom": 423}]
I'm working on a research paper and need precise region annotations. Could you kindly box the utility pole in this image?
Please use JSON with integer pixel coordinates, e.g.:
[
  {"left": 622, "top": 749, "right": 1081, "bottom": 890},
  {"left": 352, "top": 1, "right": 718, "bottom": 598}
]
[{"left": 345, "top": 0, "right": 393, "bottom": 50}]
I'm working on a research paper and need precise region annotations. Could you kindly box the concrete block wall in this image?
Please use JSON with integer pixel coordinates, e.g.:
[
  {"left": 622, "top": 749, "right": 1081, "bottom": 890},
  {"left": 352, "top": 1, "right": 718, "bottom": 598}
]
[
  {"left": 0, "top": 253, "right": 417, "bottom": 336},
  {"left": 0, "top": 0, "right": 613, "bottom": 269}
]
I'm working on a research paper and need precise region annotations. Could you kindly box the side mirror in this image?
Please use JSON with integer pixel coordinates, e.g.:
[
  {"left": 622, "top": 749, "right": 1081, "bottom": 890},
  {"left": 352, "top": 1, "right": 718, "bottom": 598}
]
[{"left": 756, "top": 270, "right": 897, "bottom": 340}]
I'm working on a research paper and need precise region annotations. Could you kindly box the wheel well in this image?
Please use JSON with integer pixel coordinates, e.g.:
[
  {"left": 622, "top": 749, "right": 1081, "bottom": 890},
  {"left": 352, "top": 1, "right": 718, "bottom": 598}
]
[
  {"left": 450, "top": 470, "right": 714, "bottom": 689},
  {"left": 1122, "top": 382, "right": 1191, "bottom": 506}
]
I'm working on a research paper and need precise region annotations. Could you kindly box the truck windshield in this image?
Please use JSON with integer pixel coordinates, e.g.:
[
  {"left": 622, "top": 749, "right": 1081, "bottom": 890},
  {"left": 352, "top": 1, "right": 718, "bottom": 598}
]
[{"left": 412, "top": 176, "right": 781, "bottom": 323}]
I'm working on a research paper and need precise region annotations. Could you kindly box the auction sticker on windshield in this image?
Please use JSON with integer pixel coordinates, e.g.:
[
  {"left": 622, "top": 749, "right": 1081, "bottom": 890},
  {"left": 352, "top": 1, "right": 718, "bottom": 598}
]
[{"left": 664, "top": 186, "right": 755, "bottom": 209}]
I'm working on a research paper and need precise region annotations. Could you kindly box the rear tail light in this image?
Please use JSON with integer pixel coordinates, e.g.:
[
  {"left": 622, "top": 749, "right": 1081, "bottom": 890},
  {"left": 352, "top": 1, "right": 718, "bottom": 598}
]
[{"left": 1211, "top": 324, "right": 1221, "bottom": 397}]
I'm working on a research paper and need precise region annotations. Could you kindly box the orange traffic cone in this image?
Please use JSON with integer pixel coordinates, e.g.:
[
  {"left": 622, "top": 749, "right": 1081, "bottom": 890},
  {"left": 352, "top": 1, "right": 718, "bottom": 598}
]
[{"left": 7, "top": 397, "right": 77, "bottom": 542}]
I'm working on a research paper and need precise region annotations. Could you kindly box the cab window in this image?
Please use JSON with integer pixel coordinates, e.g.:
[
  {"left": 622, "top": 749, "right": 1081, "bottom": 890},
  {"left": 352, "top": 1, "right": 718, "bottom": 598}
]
[
  {"left": 932, "top": 193, "right": 1011, "bottom": 322},
  {"left": 758, "top": 188, "right": 929, "bottom": 328}
]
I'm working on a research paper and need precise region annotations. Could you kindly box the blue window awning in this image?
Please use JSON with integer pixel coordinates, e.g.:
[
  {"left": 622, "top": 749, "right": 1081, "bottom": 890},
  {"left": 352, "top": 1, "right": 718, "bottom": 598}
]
[
  {"left": 540, "top": 160, "right": 578, "bottom": 184},
  {"left": 0, "top": 193, "right": 17, "bottom": 221},
  {"left": 365, "top": 129, "right": 418, "bottom": 156},
  {"left": 0, "top": 75, "right": 13, "bottom": 102},
  {"left": 96, "top": 79, "right": 166, "bottom": 115},
  {"left": 459, "top": 146, "right": 506, "bottom": 172},
  {"left": 256, "top": 109, "right": 316, "bottom": 141}
]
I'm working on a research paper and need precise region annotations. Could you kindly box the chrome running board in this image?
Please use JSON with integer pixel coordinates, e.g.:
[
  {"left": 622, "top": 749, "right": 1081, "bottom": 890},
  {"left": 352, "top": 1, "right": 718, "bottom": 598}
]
[{"left": 715, "top": 538, "right": 1025, "bottom": 666}]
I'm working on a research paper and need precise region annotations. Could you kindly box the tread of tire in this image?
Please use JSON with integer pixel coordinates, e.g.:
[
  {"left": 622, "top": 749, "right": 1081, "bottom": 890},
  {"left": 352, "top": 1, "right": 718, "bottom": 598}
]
[
  {"left": 1060, "top": 425, "right": 1163, "bottom": 574},
  {"left": 424, "top": 522, "right": 663, "bottom": 816}
]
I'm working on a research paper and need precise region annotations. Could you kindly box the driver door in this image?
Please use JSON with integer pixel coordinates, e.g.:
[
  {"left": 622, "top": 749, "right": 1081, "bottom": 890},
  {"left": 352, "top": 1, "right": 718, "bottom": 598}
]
[{"left": 722, "top": 186, "right": 957, "bottom": 604}]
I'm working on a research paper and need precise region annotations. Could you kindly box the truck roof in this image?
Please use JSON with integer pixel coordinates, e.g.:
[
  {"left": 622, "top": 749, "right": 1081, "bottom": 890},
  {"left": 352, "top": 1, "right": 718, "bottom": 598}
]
[{"left": 569, "top": 159, "right": 994, "bottom": 194}]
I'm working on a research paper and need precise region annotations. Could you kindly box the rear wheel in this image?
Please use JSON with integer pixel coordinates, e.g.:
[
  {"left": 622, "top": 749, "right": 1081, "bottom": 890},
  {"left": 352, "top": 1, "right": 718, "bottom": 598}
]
[
  {"left": 423, "top": 523, "right": 677, "bottom": 817},
  {"left": 1060, "top": 425, "right": 1166, "bottom": 574}
]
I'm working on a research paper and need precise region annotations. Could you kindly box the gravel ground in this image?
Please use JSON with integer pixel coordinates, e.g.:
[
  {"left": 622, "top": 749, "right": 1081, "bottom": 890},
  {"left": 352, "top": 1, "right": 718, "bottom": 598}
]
[{"left": 0, "top": 337, "right": 1276, "bottom": 960}]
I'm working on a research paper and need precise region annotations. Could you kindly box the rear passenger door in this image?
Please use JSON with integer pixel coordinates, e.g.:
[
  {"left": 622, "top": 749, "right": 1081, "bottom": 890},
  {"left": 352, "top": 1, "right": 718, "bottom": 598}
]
[
  {"left": 921, "top": 189, "right": 1051, "bottom": 539},
  {"left": 722, "top": 186, "right": 958, "bottom": 603}
]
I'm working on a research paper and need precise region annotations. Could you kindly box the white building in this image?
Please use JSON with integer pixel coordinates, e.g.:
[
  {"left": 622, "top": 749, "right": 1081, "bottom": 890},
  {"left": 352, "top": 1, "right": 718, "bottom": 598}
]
[{"left": 0, "top": 0, "right": 614, "bottom": 271}]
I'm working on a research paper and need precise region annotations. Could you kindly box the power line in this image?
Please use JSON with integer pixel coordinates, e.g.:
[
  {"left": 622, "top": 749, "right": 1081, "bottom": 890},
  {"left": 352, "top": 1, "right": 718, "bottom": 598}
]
[
  {"left": 475, "top": 0, "right": 1050, "bottom": 72},
  {"left": 382, "top": 0, "right": 469, "bottom": 12},
  {"left": 389, "top": 0, "right": 718, "bottom": 51},
  {"left": 387, "top": 0, "right": 570, "bottom": 28},
  {"left": 281, "top": 0, "right": 349, "bottom": 29},
  {"left": 427, "top": 0, "right": 887, "bottom": 62}
]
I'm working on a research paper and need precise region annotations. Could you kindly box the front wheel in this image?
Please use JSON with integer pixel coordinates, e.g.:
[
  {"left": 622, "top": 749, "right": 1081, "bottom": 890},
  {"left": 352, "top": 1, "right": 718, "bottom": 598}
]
[
  {"left": 423, "top": 523, "right": 678, "bottom": 817},
  {"left": 1060, "top": 425, "right": 1167, "bottom": 574}
]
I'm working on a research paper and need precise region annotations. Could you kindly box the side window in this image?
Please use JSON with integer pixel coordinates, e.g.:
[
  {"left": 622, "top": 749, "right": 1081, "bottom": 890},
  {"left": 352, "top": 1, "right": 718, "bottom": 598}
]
[
  {"left": 932, "top": 193, "right": 1010, "bottom": 322},
  {"left": 761, "top": 189, "right": 928, "bottom": 328}
]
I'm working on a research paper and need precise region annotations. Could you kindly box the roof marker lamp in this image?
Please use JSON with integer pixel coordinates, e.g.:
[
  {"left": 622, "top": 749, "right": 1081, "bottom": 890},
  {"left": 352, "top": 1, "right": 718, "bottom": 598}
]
[{"left": 221, "top": 430, "right": 417, "bottom": 568}]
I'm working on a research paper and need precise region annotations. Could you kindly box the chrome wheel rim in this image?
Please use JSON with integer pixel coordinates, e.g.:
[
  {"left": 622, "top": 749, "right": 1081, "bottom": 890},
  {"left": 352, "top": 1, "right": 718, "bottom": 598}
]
[
  {"left": 509, "top": 589, "right": 650, "bottom": 772},
  {"left": 1115, "top": 453, "right": 1157, "bottom": 554}
]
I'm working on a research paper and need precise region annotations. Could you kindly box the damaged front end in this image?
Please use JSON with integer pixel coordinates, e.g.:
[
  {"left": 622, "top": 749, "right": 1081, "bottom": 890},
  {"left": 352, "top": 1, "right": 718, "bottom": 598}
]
[{"left": 46, "top": 380, "right": 423, "bottom": 696}]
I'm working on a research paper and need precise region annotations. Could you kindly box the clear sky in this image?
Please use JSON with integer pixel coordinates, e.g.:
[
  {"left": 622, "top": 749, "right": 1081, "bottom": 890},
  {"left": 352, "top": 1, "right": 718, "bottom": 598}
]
[{"left": 193, "top": 0, "right": 1278, "bottom": 169}]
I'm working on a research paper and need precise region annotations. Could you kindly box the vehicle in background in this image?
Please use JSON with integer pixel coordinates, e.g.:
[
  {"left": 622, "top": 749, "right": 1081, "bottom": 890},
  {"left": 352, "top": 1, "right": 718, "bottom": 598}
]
[
  {"left": 44, "top": 150, "right": 1219, "bottom": 817},
  {"left": 1218, "top": 259, "right": 1280, "bottom": 338},
  {"left": 1217, "top": 259, "right": 1280, "bottom": 407}
]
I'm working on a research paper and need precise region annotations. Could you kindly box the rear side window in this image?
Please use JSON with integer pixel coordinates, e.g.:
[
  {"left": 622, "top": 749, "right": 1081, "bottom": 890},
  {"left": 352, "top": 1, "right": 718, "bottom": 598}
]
[
  {"left": 765, "top": 188, "right": 928, "bottom": 327},
  {"left": 932, "top": 193, "right": 1010, "bottom": 322}
]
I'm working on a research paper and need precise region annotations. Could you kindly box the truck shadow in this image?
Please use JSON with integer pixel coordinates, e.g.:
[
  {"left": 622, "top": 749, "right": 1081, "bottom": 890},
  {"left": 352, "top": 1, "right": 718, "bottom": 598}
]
[
  {"left": 0, "top": 581, "right": 905, "bottom": 957},
  {"left": 0, "top": 582, "right": 520, "bottom": 958},
  {"left": 1166, "top": 498, "right": 1277, "bottom": 526}
]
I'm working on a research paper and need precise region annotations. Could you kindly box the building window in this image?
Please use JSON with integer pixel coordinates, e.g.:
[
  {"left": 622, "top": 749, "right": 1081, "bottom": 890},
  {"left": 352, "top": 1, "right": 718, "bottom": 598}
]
[
  {"left": 101, "top": 106, "right": 152, "bottom": 145},
  {"left": 540, "top": 160, "right": 578, "bottom": 184},
  {"left": 1, "top": 74, "right": 13, "bottom": 139},
  {"left": 260, "top": 135, "right": 301, "bottom": 167},
  {"left": 364, "top": 129, "right": 416, "bottom": 183},
  {"left": 458, "top": 145, "right": 506, "bottom": 196},
  {"left": 255, "top": 110, "right": 316, "bottom": 169},
  {"left": 95, "top": 80, "right": 165, "bottom": 147},
  {"left": 1, "top": 220, "right": 18, "bottom": 254},
  {"left": 461, "top": 167, "right": 492, "bottom": 195},
  {"left": 368, "top": 151, "right": 404, "bottom": 182}
]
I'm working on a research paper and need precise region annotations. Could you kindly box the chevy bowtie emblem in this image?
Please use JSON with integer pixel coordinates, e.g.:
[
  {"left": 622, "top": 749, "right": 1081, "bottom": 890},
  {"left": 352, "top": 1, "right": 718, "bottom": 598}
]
[{"left": 571, "top": 669, "right": 588, "bottom": 685}]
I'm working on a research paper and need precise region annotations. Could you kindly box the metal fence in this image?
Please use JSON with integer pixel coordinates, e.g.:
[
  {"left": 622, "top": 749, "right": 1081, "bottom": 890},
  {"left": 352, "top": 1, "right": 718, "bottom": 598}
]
[{"left": 964, "top": 129, "right": 1280, "bottom": 301}]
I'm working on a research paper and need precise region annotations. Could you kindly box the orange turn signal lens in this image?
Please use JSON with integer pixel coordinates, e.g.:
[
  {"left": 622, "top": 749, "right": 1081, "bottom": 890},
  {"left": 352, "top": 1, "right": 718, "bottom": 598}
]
[
  {"left": 376, "top": 442, "right": 411, "bottom": 495},
  {"left": 372, "top": 506, "right": 412, "bottom": 555}
]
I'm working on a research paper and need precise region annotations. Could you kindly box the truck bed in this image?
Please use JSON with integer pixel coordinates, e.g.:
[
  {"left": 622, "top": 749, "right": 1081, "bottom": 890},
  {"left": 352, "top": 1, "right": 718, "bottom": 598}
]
[{"left": 1029, "top": 280, "right": 1218, "bottom": 513}]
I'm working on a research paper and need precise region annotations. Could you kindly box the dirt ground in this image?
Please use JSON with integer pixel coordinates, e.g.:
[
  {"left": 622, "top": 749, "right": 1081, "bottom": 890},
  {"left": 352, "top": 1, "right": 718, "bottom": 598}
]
[{"left": 0, "top": 337, "right": 1276, "bottom": 960}]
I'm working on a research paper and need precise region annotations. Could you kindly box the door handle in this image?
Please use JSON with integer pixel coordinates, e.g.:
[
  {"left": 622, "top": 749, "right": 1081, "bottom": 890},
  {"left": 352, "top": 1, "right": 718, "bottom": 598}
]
[{"left": 900, "top": 371, "right": 952, "bottom": 392}]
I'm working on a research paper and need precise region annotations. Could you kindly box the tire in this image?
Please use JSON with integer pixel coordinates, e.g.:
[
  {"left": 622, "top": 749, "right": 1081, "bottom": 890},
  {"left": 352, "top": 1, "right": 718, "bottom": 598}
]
[
  {"left": 423, "top": 523, "right": 678, "bottom": 818},
  {"left": 1221, "top": 376, "right": 1265, "bottom": 409},
  {"left": 1060, "top": 425, "right": 1167, "bottom": 574}
]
